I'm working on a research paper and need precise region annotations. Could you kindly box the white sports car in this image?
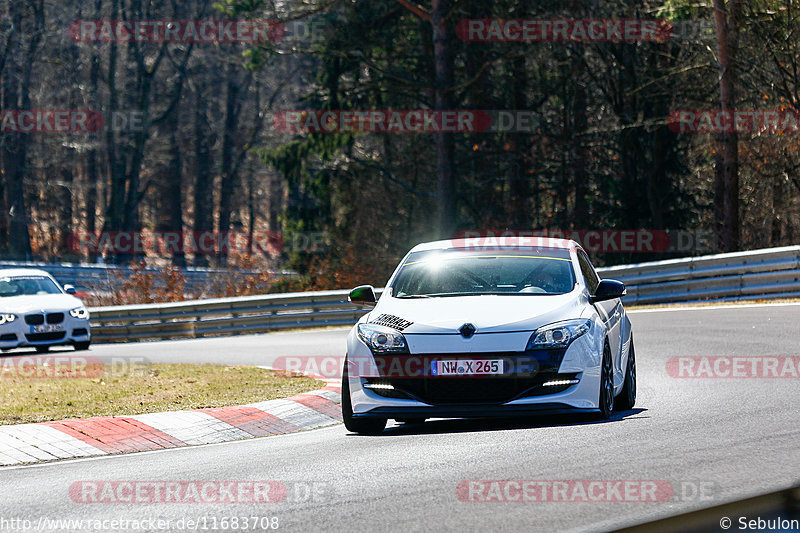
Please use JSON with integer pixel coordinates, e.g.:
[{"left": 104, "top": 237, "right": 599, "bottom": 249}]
[
  {"left": 0, "top": 268, "right": 91, "bottom": 353},
  {"left": 342, "top": 237, "right": 635, "bottom": 434}
]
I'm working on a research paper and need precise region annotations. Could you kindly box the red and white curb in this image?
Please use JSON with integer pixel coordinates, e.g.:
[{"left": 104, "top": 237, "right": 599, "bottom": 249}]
[{"left": 0, "top": 380, "right": 341, "bottom": 466}]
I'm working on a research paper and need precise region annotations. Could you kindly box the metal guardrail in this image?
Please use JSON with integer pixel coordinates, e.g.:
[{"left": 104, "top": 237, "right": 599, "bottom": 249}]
[
  {"left": 0, "top": 260, "right": 293, "bottom": 294},
  {"left": 617, "top": 484, "right": 800, "bottom": 533},
  {"left": 89, "top": 290, "right": 373, "bottom": 343},
  {"left": 75, "top": 245, "right": 798, "bottom": 342},
  {"left": 599, "top": 245, "right": 800, "bottom": 305}
]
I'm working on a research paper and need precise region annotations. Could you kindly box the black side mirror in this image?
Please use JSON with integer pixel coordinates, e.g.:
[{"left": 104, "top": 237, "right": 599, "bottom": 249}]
[
  {"left": 63, "top": 284, "right": 77, "bottom": 295},
  {"left": 591, "top": 279, "right": 626, "bottom": 303},
  {"left": 349, "top": 285, "right": 377, "bottom": 307}
]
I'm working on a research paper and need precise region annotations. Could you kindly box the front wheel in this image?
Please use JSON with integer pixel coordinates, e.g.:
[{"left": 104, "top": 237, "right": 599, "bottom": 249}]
[
  {"left": 596, "top": 343, "right": 614, "bottom": 419},
  {"left": 74, "top": 341, "right": 91, "bottom": 351},
  {"left": 341, "top": 360, "right": 386, "bottom": 435},
  {"left": 35, "top": 346, "right": 50, "bottom": 354},
  {"left": 615, "top": 339, "right": 636, "bottom": 411}
]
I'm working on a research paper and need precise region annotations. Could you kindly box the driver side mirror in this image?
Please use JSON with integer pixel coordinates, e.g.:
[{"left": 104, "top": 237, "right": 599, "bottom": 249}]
[
  {"left": 348, "top": 285, "right": 377, "bottom": 307},
  {"left": 591, "top": 279, "right": 626, "bottom": 303},
  {"left": 63, "top": 284, "right": 77, "bottom": 295}
]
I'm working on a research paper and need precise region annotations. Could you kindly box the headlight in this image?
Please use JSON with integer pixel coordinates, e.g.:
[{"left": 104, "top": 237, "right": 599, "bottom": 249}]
[
  {"left": 69, "top": 307, "right": 90, "bottom": 319},
  {"left": 0, "top": 314, "right": 16, "bottom": 325},
  {"left": 357, "top": 323, "right": 409, "bottom": 354},
  {"left": 527, "top": 319, "right": 591, "bottom": 350}
]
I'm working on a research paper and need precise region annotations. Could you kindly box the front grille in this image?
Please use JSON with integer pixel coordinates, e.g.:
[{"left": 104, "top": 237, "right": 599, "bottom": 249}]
[
  {"left": 368, "top": 350, "right": 571, "bottom": 405},
  {"left": 366, "top": 373, "right": 580, "bottom": 404},
  {"left": 25, "top": 332, "right": 66, "bottom": 342},
  {"left": 0, "top": 333, "right": 17, "bottom": 341},
  {"left": 46, "top": 313, "right": 64, "bottom": 324},
  {"left": 25, "top": 314, "right": 44, "bottom": 326}
]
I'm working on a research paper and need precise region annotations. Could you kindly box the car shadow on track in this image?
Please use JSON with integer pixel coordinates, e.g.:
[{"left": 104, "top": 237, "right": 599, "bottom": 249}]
[
  {"left": 1, "top": 347, "right": 81, "bottom": 357},
  {"left": 365, "top": 408, "right": 649, "bottom": 437}
]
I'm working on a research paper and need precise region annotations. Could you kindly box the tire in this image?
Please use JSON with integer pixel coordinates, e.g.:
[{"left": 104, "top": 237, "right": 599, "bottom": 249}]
[
  {"left": 596, "top": 343, "right": 614, "bottom": 419},
  {"left": 74, "top": 341, "right": 91, "bottom": 351},
  {"left": 35, "top": 346, "right": 50, "bottom": 354},
  {"left": 615, "top": 339, "right": 636, "bottom": 411},
  {"left": 341, "top": 360, "right": 386, "bottom": 435}
]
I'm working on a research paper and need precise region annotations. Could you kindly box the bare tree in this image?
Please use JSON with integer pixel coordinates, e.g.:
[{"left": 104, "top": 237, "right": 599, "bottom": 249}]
[{"left": 713, "top": 0, "right": 743, "bottom": 251}]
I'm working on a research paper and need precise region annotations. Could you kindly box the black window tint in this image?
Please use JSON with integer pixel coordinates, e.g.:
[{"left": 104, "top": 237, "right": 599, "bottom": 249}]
[{"left": 578, "top": 251, "right": 600, "bottom": 293}]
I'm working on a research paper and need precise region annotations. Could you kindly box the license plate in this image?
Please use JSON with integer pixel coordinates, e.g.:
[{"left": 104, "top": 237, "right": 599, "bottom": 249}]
[
  {"left": 431, "top": 359, "right": 504, "bottom": 376},
  {"left": 31, "top": 324, "right": 64, "bottom": 334}
]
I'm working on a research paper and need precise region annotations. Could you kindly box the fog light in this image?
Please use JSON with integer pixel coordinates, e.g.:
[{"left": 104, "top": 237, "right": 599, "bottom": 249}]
[
  {"left": 542, "top": 379, "right": 580, "bottom": 387},
  {"left": 364, "top": 383, "right": 395, "bottom": 390}
]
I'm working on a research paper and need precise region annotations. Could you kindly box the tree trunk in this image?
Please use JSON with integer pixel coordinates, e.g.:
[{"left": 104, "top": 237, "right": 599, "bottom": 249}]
[
  {"left": 218, "top": 67, "right": 241, "bottom": 264},
  {"left": 85, "top": 49, "right": 100, "bottom": 237},
  {"left": 0, "top": 0, "right": 40, "bottom": 258},
  {"left": 165, "top": 109, "right": 185, "bottom": 267},
  {"left": 84, "top": 0, "right": 103, "bottom": 247},
  {"left": 431, "top": 0, "right": 456, "bottom": 238},
  {"left": 60, "top": 168, "right": 74, "bottom": 254},
  {"left": 268, "top": 171, "right": 282, "bottom": 233},
  {"left": 510, "top": 53, "right": 530, "bottom": 228},
  {"left": 105, "top": 0, "right": 124, "bottom": 235},
  {"left": 713, "top": 0, "right": 742, "bottom": 252},
  {"left": 572, "top": 80, "right": 589, "bottom": 228},
  {"left": 0, "top": 160, "right": 6, "bottom": 255},
  {"left": 193, "top": 88, "right": 215, "bottom": 267}
]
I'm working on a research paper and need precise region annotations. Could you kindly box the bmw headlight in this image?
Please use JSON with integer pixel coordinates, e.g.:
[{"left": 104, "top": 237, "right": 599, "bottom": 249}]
[
  {"left": 69, "top": 307, "right": 90, "bottom": 320},
  {"left": 527, "top": 319, "right": 591, "bottom": 350},
  {"left": 0, "top": 313, "right": 16, "bottom": 325},
  {"left": 357, "top": 323, "right": 408, "bottom": 354}
]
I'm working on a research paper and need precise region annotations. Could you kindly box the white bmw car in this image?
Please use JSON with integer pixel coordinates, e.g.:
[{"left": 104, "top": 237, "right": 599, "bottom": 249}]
[
  {"left": 342, "top": 237, "right": 635, "bottom": 434},
  {"left": 0, "top": 268, "right": 91, "bottom": 353}
]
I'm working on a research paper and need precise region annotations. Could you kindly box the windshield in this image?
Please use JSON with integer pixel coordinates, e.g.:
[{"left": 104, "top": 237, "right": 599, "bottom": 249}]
[
  {"left": 391, "top": 248, "right": 575, "bottom": 297},
  {"left": 0, "top": 276, "right": 62, "bottom": 297}
]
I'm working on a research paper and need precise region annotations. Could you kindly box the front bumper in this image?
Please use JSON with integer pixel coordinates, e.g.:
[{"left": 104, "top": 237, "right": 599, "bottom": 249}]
[
  {"left": 346, "top": 330, "right": 604, "bottom": 417},
  {"left": 352, "top": 403, "right": 599, "bottom": 419},
  {"left": 0, "top": 315, "right": 91, "bottom": 350}
]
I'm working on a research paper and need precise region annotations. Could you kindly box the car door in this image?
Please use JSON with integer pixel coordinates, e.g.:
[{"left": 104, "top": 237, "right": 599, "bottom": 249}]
[{"left": 578, "top": 250, "right": 623, "bottom": 378}]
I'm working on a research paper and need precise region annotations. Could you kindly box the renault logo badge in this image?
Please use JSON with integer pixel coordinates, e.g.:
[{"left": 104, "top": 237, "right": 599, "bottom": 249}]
[{"left": 459, "top": 323, "right": 476, "bottom": 338}]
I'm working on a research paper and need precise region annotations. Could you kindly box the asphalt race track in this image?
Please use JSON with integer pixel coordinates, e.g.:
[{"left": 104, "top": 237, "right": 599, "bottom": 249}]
[{"left": 1, "top": 303, "right": 799, "bottom": 532}]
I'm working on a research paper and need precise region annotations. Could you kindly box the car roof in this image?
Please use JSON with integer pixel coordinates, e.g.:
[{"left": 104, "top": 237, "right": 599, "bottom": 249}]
[
  {"left": 409, "top": 237, "right": 579, "bottom": 253},
  {"left": 0, "top": 268, "right": 55, "bottom": 278}
]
